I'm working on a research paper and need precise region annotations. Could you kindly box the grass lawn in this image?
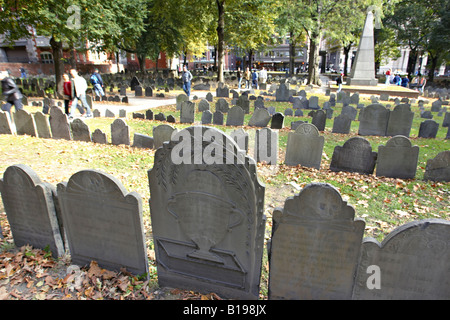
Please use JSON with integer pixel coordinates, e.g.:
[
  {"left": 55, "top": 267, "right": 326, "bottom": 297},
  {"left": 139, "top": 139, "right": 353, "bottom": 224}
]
[{"left": 0, "top": 88, "right": 448, "bottom": 299}]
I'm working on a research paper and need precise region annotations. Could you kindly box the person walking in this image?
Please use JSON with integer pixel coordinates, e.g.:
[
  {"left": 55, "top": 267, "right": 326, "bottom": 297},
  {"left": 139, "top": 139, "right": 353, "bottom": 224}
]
[
  {"left": 259, "top": 67, "right": 267, "bottom": 85},
  {"left": 69, "top": 68, "right": 92, "bottom": 119},
  {"left": 90, "top": 68, "right": 105, "bottom": 98},
  {"left": 182, "top": 65, "right": 193, "bottom": 98},
  {"left": 336, "top": 72, "right": 344, "bottom": 93},
  {"left": 237, "top": 67, "right": 242, "bottom": 90},
  {"left": 1, "top": 72, "right": 23, "bottom": 114},
  {"left": 252, "top": 69, "right": 259, "bottom": 89},
  {"left": 244, "top": 67, "right": 251, "bottom": 89},
  {"left": 385, "top": 68, "right": 391, "bottom": 85},
  {"left": 62, "top": 73, "right": 73, "bottom": 115}
]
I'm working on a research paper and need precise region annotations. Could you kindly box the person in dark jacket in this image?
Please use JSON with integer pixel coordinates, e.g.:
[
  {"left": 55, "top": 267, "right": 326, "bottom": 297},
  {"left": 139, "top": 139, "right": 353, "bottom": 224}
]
[{"left": 1, "top": 73, "right": 23, "bottom": 114}]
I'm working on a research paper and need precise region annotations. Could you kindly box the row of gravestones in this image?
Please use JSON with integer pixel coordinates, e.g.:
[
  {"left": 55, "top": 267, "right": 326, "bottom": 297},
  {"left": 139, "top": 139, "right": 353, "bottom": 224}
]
[{"left": 1, "top": 126, "right": 449, "bottom": 299}]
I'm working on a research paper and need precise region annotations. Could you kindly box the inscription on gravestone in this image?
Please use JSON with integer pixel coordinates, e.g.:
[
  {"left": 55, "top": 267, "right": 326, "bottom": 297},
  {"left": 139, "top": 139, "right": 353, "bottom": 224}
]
[
  {"left": 269, "top": 183, "right": 365, "bottom": 299},
  {"left": 330, "top": 137, "right": 377, "bottom": 174}
]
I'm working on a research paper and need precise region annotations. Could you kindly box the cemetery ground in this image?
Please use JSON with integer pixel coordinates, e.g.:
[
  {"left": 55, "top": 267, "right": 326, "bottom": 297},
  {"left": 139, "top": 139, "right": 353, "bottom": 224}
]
[{"left": 0, "top": 87, "right": 449, "bottom": 300}]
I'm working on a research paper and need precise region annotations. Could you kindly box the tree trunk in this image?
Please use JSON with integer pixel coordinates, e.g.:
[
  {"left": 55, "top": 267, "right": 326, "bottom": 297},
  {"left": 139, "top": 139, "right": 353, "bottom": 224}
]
[
  {"left": 427, "top": 53, "right": 439, "bottom": 83},
  {"left": 343, "top": 43, "right": 352, "bottom": 76},
  {"left": 138, "top": 54, "right": 146, "bottom": 73},
  {"left": 50, "top": 36, "right": 65, "bottom": 96},
  {"left": 248, "top": 49, "right": 253, "bottom": 69},
  {"left": 307, "top": 35, "right": 322, "bottom": 86},
  {"left": 406, "top": 48, "right": 417, "bottom": 77},
  {"left": 216, "top": 0, "right": 225, "bottom": 82},
  {"left": 289, "top": 31, "right": 296, "bottom": 76}
]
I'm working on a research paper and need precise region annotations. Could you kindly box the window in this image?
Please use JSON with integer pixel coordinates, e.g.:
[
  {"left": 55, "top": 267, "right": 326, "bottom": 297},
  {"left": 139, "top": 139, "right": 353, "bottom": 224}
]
[{"left": 40, "top": 52, "right": 53, "bottom": 64}]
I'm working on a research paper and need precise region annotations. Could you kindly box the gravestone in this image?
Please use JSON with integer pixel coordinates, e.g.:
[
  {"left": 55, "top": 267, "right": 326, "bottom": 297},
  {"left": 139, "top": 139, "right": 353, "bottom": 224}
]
[
  {"left": 421, "top": 111, "right": 433, "bottom": 119},
  {"left": 271, "top": 113, "right": 284, "bottom": 129},
  {"left": 236, "top": 95, "right": 250, "bottom": 114},
  {"left": 133, "top": 112, "right": 145, "bottom": 119},
  {"left": 226, "top": 106, "right": 245, "bottom": 126},
  {"left": 284, "top": 108, "right": 293, "bottom": 116},
  {"left": 309, "top": 96, "right": 319, "bottom": 109},
  {"left": 198, "top": 99, "right": 210, "bottom": 112},
  {"left": 292, "top": 97, "right": 302, "bottom": 109},
  {"left": 135, "top": 85, "right": 143, "bottom": 97},
  {"left": 431, "top": 99, "right": 442, "bottom": 112},
  {"left": 0, "top": 164, "right": 65, "bottom": 258},
  {"left": 92, "top": 128, "right": 107, "bottom": 144},
  {"left": 49, "top": 106, "right": 72, "bottom": 140},
  {"left": 275, "top": 83, "right": 289, "bottom": 102},
  {"left": 330, "top": 137, "right": 377, "bottom": 174},
  {"left": 418, "top": 120, "right": 439, "bottom": 138},
  {"left": 230, "top": 128, "right": 249, "bottom": 153},
  {"left": 353, "top": 219, "right": 450, "bottom": 299},
  {"left": 180, "top": 101, "right": 195, "bottom": 124},
  {"left": 291, "top": 120, "right": 307, "bottom": 130},
  {"left": 146, "top": 109, "right": 154, "bottom": 120},
  {"left": 130, "top": 76, "right": 141, "bottom": 90},
  {"left": 0, "top": 110, "right": 15, "bottom": 134},
  {"left": 57, "top": 170, "right": 148, "bottom": 276},
  {"left": 443, "top": 112, "right": 450, "bottom": 127},
  {"left": 145, "top": 87, "right": 153, "bottom": 97},
  {"left": 423, "top": 151, "right": 450, "bottom": 182},
  {"left": 213, "top": 111, "right": 224, "bottom": 125},
  {"left": 358, "top": 104, "right": 390, "bottom": 136},
  {"left": 33, "top": 111, "right": 51, "bottom": 139},
  {"left": 132, "top": 133, "right": 154, "bottom": 149},
  {"left": 386, "top": 104, "right": 414, "bottom": 137},
  {"left": 341, "top": 105, "right": 358, "bottom": 121},
  {"left": 119, "top": 85, "right": 126, "bottom": 96},
  {"left": 93, "top": 109, "right": 101, "bottom": 118},
  {"left": 248, "top": 108, "right": 271, "bottom": 127},
  {"left": 111, "top": 118, "right": 130, "bottom": 146},
  {"left": 376, "top": 135, "right": 419, "bottom": 179},
  {"left": 255, "top": 127, "right": 278, "bottom": 164},
  {"left": 332, "top": 114, "right": 352, "bottom": 134},
  {"left": 105, "top": 109, "right": 115, "bottom": 118},
  {"left": 119, "top": 109, "right": 126, "bottom": 118},
  {"left": 254, "top": 99, "right": 265, "bottom": 109},
  {"left": 294, "top": 109, "right": 303, "bottom": 117},
  {"left": 216, "top": 82, "right": 230, "bottom": 98},
  {"left": 154, "top": 113, "right": 166, "bottom": 121},
  {"left": 14, "top": 109, "right": 37, "bottom": 137},
  {"left": 215, "top": 98, "right": 229, "bottom": 114},
  {"left": 153, "top": 124, "right": 176, "bottom": 149},
  {"left": 311, "top": 110, "right": 326, "bottom": 131},
  {"left": 70, "top": 118, "right": 92, "bottom": 142},
  {"left": 269, "top": 183, "right": 365, "bottom": 299},
  {"left": 176, "top": 94, "right": 189, "bottom": 110},
  {"left": 284, "top": 123, "right": 324, "bottom": 169},
  {"left": 267, "top": 106, "right": 276, "bottom": 116},
  {"left": 148, "top": 126, "right": 265, "bottom": 299},
  {"left": 201, "top": 110, "right": 213, "bottom": 124},
  {"left": 206, "top": 92, "right": 213, "bottom": 102},
  {"left": 167, "top": 115, "right": 176, "bottom": 123}
]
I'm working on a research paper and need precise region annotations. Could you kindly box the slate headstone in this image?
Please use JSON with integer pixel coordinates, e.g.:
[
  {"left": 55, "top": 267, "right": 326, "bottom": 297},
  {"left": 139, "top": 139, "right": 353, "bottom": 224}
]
[
  {"left": 49, "top": 107, "right": 71, "bottom": 140},
  {"left": 311, "top": 109, "right": 326, "bottom": 131},
  {"left": 33, "top": 111, "right": 52, "bottom": 139},
  {"left": 423, "top": 151, "right": 450, "bottom": 182},
  {"left": 248, "top": 108, "right": 271, "bottom": 127},
  {"left": 358, "top": 104, "right": 390, "bottom": 136},
  {"left": 284, "top": 123, "right": 324, "bottom": 169},
  {"left": 14, "top": 109, "right": 37, "bottom": 137},
  {"left": 110, "top": 118, "right": 130, "bottom": 146},
  {"left": 132, "top": 133, "right": 154, "bottom": 149},
  {"left": 215, "top": 98, "right": 229, "bottom": 114},
  {"left": 153, "top": 124, "right": 176, "bottom": 149},
  {"left": 92, "top": 128, "right": 107, "bottom": 144},
  {"left": 70, "top": 118, "right": 91, "bottom": 142},
  {"left": 226, "top": 106, "right": 245, "bottom": 126},
  {"left": 255, "top": 127, "right": 278, "bottom": 164},
  {"left": 201, "top": 110, "right": 213, "bottom": 124},
  {"left": 230, "top": 128, "right": 249, "bottom": 153},
  {"left": 0, "top": 110, "right": 15, "bottom": 134},
  {"left": 271, "top": 112, "right": 284, "bottom": 129},
  {"left": 330, "top": 137, "right": 377, "bottom": 174},
  {"left": 332, "top": 114, "right": 352, "bottom": 134},
  {"left": 57, "top": 170, "right": 148, "bottom": 276},
  {"left": 180, "top": 101, "right": 195, "bottom": 124},
  {"left": 386, "top": 104, "right": 414, "bottom": 137}
]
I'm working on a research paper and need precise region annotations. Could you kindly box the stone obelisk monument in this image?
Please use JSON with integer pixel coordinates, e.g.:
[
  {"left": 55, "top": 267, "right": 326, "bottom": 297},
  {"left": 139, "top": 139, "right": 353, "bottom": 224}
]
[{"left": 348, "top": 9, "right": 379, "bottom": 86}]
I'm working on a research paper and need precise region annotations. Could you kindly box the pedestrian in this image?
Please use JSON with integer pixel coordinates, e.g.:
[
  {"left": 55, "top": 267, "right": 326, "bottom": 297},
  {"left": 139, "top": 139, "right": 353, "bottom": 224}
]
[
  {"left": 1, "top": 72, "right": 23, "bottom": 114},
  {"left": 385, "top": 68, "right": 391, "bottom": 85},
  {"left": 90, "top": 68, "right": 104, "bottom": 98},
  {"left": 62, "top": 73, "right": 73, "bottom": 115},
  {"left": 252, "top": 69, "right": 259, "bottom": 89},
  {"left": 401, "top": 75, "right": 409, "bottom": 88},
  {"left": 259, "top": 67, "right": 268, "bottom": 85},
  {"left": 20, "top": 67, "right": 27, "bottom": 79},
  {"left": 69, "top": 68, "right": 92, "bottom": 119},
  {"left": 244, "top": 67, "right": 251, "bottom": 89},
  {"left": 336, "top": 72, "right": 344, "bottom": 93},
  {"left": 182, "top": 65, "right": 193, "bottom": 98},
  {"left": 393, "top": 74, "right": 401, "bottom": 86},
  {"left": 237, "top": 67, "right": 242, "bottom": 90}
]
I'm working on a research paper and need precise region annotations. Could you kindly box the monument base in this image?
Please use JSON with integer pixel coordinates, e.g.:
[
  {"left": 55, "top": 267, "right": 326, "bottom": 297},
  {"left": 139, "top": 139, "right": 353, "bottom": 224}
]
[{"left": 347, "top": 78, "right": 378, "bottom": 86}]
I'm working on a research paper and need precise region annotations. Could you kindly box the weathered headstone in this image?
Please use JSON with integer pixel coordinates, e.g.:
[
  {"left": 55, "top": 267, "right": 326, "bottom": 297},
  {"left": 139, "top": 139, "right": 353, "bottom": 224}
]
[
  {"left": 201, "top": 110, "right": 213, "bottom": 124},
  {"left": 49, "top": 106, "right": 71, "bottom": 140},
  {"left": 431, "top": 99, "right": 442, "bottom": 112},
  {"left": 271, "top": 112, "right": 285, "bottom": 129},
  {"left": 330, "top": 137, "right": 377, "bottom": 174},
  {"left": 216, "top": 82, "right": 230, "bottom": 98},
  {"left": 308, "top": 96, "right": 319, "bottom": 109},
  {"left": 92, "top": 128, "right": 107, "bottom": 144},
  {"left": 132, "top": 133, "right": 154, "bottom": 149},
  {"left": 248, "top": 108, "right": 271, "bottom": 127},
  {"left": 275, "top": 83, "right": 289, "bottom": 102},
  {"left": 213, "top": 111, "right": 224, "bottom": 125},
  {"left": 33, "top": 111, "right": 52, "bottom": 139},
  {"left": 226, "top": 106, "right": 245, "bottom": 126},
  {"left": 110, "top": 118, "right": 130, "bottom": 146},
  {"left": 198, "top": 99, "right": 210, "bottom": 112},
  {"left": 311, "top": 109, "right": 326, "bottom": 131},
  {"left": 341, "top": 105, "right": 358, "bottom": 121},
  {"left": 0, "top": 164, "right": 65, "bottom": 257},
  {"left": 145, "top": 86, "right": 153, "bottom": 97},
  {"left": 57, "top": 170, "right": 148, "bottom": 276},
  {"left": 423, "top": 150, "right": 450, "bottom": 182},
  {"left": 180, "top": 101, "right": 195, "bottom": 124},
  {"left": 358, "top": 104, "right": 390, "bottom": 136},
  {"left": 135, "top": 85, "right": 143, "bottom": 97},
  {"left": 269, "top": 183, "right": 365, "bottom": 299},
  {"left": 376, "top": 135, "right": 419, "bottom": 179},
  {"left": 255, "top": 127, "right": 278, "bottom": 164},
  {"left": 332, "top": 114, "right": 352, "bottom": 134},
  {"left": 14, "top": 109, "right": 37, "bottom": 137},
  {"left": 70, "top": 118, "right": 91, "bottom": 142},
  {"left": 353, "top": 219, "right": 450, "bottom": 299},
  {"left": 386, "top": 104, "right": 414, "bottom": 137},
  {"left": 0, "top": 110, "right": 15, "bottom": 134},
  {"left": 145, "top": 109, "right": 154, "bottom": 120},
  {"left": 153, "top": 124, "right": 176, "bottom": 149},
  {"left": 176, "top": 94, "right": 189, "bottom": 110},
  {"left": 418, "top": 119, "right": 439, "bottom": 138},
  {"left": 215, "top": 98, "right": 229, "bottom": 114},
  {"left": 148, "top": 126, "right": 265, "bottom": 299},
  {"left": 284, "top": 123, "right": 324, "bottom": 169},
  {"left": 230, "top": 128, "right": 249, "bottom": 153},
  {"left": 236, "top": 95, "right": 250, "bottom": 114}
]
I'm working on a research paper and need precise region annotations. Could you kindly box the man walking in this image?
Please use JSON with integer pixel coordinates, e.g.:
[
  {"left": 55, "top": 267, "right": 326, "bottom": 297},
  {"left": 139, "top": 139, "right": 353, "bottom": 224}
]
[
  {"left": 69, "top": 69, "right": 93, "bottom": 119},
  {"left": 1, "top": 72, "right": 23, "bottom": 114},
  {"left": 182, "top": 65, "right": 193, "bottom": 98},
  {"left": 90, "top": 68, "right": 105, "bottom": 98}
]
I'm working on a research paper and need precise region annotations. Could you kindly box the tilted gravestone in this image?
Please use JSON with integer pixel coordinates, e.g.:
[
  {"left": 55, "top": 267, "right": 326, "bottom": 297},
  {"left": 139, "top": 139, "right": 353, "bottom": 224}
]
[
  {"left": 332, "top": 113, "right": 352, "bottom": 134},
  {"left": 353, "top": 219, "right": 450, "bottom": 299},
  {"left": 423, "top": 150, "right": 450, "bottom": 182},
  {"left": 0, "top": 110, "right": 15, "bottom": 135},
  {"left": 0, "top": 164, "right": 65, "bottom": 258},
  {"left": 284, "top": 123, "right": 324, "bottom": 169},
  {"left": 386, "top": 104, "right": 414, "bottom": 137},
  {"left": 57, "top": 170, "right": 148, "bottom": 276},
  {"left": 148, "top": 126, "right": 266, "bottom": 299},
  {"left": 248, "top": 108, "right": 271, "bottom": 127},
  {"left": 376, "top": 135, "right": 419, "bottom": 179},
  {"left": 153, "top": 124, "right": 177, "bottom": 149},
  {"left": 330, "top": 137, "right": 377, "bottom": 174},
  {"left": 14, "top": 109, "right": 37, "bottom": 137},
  {"left": 49, "top": 106, "right": 72, "bottom": 140},
  {"left": 255, "top": 127, "right": 278, "bottom": 164},
  {"left": 70, "top": 118, "right": 91, "bottom": 142},
  {"left": 418, "top": 119, "right": 439, "bottom": 138},
  {"left": 226, "top": 106, "right": 245, "bottom": 126},
  {"left": 132, "top": 133, "right": 154, "bottom": 149},
  {"left": 111, "top": 118, "right": 130, "bottom": 146},
  {"left": 33, "top": 111, "right": 52, "bottom": 139},
  {"left": 269, "top": 183, "right": 365, "bottom": 299},
  {"left": 358, "top": 104, "right": 390, "bottom": 136}
]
